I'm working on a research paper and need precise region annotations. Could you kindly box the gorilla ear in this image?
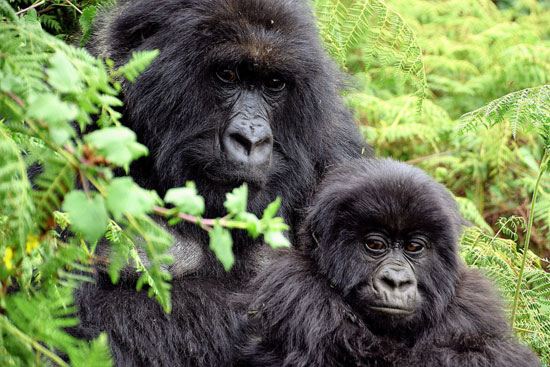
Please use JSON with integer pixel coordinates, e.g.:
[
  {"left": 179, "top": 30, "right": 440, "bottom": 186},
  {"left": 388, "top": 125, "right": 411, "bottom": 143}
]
[{"left": 110, "top": 16, "right": 161, "bottom": 54}]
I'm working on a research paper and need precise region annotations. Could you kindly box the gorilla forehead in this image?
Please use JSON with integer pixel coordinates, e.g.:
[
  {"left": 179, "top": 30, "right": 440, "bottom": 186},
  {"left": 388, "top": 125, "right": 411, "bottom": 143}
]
[
  {"left": 190, "top": 0, "right": 320, "bottom": 79},
  {"left": 115, "top": 0, "right": 319, "bottom": 74},
  {"left": 317, "top": 159, "right": 461, "bottom": 241}
]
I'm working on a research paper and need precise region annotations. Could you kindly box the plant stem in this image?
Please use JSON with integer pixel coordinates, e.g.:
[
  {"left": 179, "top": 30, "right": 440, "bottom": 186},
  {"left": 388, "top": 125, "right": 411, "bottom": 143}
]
[
  {"left": 510, "top": 149, "right": 549, "bottom": 326},
  {"left": 153, "top": 206, "right": 249, "bottom": 231},
  {"left": 15, "top": 0, "right": 46, "bottom": 16}
]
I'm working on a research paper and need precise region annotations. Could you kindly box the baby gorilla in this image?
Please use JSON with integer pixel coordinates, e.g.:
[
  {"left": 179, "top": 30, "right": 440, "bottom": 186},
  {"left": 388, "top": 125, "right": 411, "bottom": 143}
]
[{"left": 235, "top": 158, "right": 540, "bottom": 366}]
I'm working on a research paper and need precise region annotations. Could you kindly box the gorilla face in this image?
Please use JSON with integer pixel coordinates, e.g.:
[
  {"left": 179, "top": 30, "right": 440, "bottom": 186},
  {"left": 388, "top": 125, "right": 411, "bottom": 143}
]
[
  {"left": 358, "top": 229, "right": 426, "bottom": 317},
  {"left": 303, "top": 159, "right": 463, "bottom": 334},
  {"left": 93, "top": 0, "right": 359, "bottom": 223}
]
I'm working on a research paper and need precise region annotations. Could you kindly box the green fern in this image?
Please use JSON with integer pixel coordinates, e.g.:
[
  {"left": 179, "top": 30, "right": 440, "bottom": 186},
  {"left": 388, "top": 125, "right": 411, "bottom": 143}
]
[
  {"left": 0, "top": 129, "right": 35, "bottom": 251},
  {"left": 460, "top": 226, "right": 550, "bottom": 362},
  {"left": 460, "top": 85, "right": 550, "bottom": 141},
  {"left": 313, "top": 0, "right": 427, "bottom": 102}
]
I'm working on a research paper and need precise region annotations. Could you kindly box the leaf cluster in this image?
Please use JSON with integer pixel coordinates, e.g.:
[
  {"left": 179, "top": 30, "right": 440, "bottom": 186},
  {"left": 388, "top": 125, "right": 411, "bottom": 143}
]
[{"left": 0, "top": 2, "right": 290, "bottom": 365}]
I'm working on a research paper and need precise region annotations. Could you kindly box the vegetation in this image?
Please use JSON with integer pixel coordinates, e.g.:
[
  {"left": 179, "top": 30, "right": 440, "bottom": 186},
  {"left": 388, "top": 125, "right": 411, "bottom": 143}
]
[{"left": 0, "top": 0, "right": 549, "bottom": 365}]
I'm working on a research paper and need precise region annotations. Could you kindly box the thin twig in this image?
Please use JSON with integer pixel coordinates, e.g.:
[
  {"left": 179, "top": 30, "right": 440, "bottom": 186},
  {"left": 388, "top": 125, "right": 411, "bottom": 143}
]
[
  {"left": 15, "top": 1, "right": 46, "bottom": 16},
  {"left": 510, "top": 150, "right": 549, "bottom": 326},
  {"left": 153, "top": 206, "right": 249, "bottom": 232},
  {"left": 406, "top": 149, "right": 459, "bottom": 165},
  {"left": 6, "top": 91, "right": 25, "bottom": 108},
  {"left": 65, "top": 0, "right": 82, "bottom": 14}
]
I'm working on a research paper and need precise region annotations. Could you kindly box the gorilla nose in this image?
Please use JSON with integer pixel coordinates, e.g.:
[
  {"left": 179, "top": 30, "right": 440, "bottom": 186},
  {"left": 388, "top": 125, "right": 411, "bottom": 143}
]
[
  {"left": 374, "top": 266, "right": 416, "bottom": 295},
  {"left": 222, "top": 118, "right": 273, "bottom": 168}
]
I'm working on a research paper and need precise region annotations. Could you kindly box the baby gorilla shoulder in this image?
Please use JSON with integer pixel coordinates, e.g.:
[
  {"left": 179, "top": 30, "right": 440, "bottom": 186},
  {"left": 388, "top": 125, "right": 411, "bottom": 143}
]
[{"left": 235, "top": 158, "right": 540, "bottom": 367}]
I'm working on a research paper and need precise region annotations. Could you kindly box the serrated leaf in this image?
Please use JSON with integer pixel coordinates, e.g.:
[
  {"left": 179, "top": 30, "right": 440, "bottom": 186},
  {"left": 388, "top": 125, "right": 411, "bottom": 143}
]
[
  {"left": 47, "top": 51, "right": 83, "bottom": 93},
  {"left": 27, "top": 93, "right": 77, "bottom": 144},
  {"left": 83, "top": 126, "right": 148, "bottom": 172},
  {"left": 235, "top": 212, "right": 261, "bottom": 238},
  {"left": 164, "top": 182, "right": 205, "bottom": 216},
  {"left": 208, "top": 224, "right": 234, "bottom": 271},
  {"left": 264, "top": 230, "right": 290, "bottom": 249},
  {"left": 62, "top": 191, "right": 109, "bottom": 243},
  {"left": 262, "top": 197, "right": 281, "bottom": 220},
  {"left": 224, "top": 184, "right": 248, "bottom": 215},
  {"left": 106, "top": 177, "right": 160, "bottom": 221}
]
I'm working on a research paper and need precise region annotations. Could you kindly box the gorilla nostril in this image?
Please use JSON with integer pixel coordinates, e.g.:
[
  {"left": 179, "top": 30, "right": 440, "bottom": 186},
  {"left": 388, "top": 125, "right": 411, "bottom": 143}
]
[
  {"left": 222, "top": 119, "right": 274, "bottom": 168},
  {"left": 230, "top": 133, "right": 252, "bottom": 155},
  {"left": 255, "top": 137, "right": 272, "bottom": 148},
  {"left": 375, "top": 267, "right": 416, "bottom": 293},
  {"left": 381, "top": 276, "right": 398, "bottom": 290}
]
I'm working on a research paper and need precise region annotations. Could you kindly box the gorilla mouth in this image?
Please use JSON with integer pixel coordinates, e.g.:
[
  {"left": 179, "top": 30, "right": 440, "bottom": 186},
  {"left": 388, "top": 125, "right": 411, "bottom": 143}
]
[
  {"left": 204, "top": 167, "right": 268, "bottom": 190},
  {"left": 367, "top": 305, "right": 415, "bottom": 316}
]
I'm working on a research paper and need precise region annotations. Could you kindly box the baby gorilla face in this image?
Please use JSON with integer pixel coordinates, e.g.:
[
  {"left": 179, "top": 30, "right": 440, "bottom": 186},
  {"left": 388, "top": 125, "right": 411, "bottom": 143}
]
[
  {"left": 305, "top": 158, "right": 463, "bottom": 333},
  {"left": 358, "top": 230, "right": 427, "bottom": 317}
]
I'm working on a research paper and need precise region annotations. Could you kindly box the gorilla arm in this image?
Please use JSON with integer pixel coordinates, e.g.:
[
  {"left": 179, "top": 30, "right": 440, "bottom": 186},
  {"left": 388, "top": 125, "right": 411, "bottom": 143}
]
[
  {"left": 235, "top": 249, "right": 373, "bottom": 367},
  {"left": 410, "top": 265, "right": 541, "bottom": 367}
]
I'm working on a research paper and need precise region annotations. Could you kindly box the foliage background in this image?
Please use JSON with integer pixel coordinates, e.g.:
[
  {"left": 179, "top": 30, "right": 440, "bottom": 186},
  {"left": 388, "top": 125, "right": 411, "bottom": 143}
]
[{"left": 1, "top": 0, "right": 550, "bottom": 365}]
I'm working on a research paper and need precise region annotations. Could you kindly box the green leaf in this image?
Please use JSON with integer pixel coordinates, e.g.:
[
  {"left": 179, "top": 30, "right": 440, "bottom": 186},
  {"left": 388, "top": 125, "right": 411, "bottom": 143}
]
[
  {"left": 106, "top": 177, "right": 161, "bottom": 221},
  {"left": 79, "top": 6, "right": 98, "bottom": 47},
  {"left": 62, "top": 191, "right": 109, "bottom": 244},
  {"left": 237, "top": 212, "right": 261, "bottom": 238},
  {"left": 264, "top": 230, "right": 290, "bottom": 249},
  {"left": 83, "top": 126, "right": 148, "bottom": 172},
  {"left": 262, "top": 197, "right": 281, "bottom": 220},
  {"left": 224, "top": 184, "right": 248, "bottom": 215},
  {"left": 26, "top": 93, "right": 77, "bottom": 145},
  {"left": 165, "top": 182, "right": 205, "bottom": 216},
  {"left": 208, "top": 224, "right": 234, "bottom": 271},
  {"left": 47, "top": 51, "right": 83, "bottom": 93}
]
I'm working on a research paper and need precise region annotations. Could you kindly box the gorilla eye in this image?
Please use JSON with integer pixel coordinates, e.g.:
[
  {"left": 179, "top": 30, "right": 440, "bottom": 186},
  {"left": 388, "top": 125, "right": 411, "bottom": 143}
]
[
  {"left": 366, "top": 241, "right": 385, "bottom": 251},
  {"left": 364, "top": 234, "right": 387, "bottom": 253},
  {"left": 405, "top": 242, "right": 425, "bottom": 254},
  {"left": 265, "top": 78, "right": 285, "bottom": 91},
  {"left": 216, "top": 69, "right": 237, "bottom": 83}
]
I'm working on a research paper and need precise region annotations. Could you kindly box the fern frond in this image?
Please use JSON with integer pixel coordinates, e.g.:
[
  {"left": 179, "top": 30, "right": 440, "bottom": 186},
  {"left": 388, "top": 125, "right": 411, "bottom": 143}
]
[
  {"left": 459, "top": 85, "right": 550, "bottom": 141},
  {"left": 456, "top": 197, "right": 494, "bottom": 234},
  {"left": 121, "top": 215, "right": 174, "bottom": 313},
  {"left": 31, "top": 153, "right": 76, "bottom": 231},
  {"left": 460, "top": 226, "right": 550, "bottom": 357},
  {"left": 0, "top": 128, "right": 35, "bottom": 250},
  {"left": 313, "top": 0, "right": 427, "bottom": 103}
]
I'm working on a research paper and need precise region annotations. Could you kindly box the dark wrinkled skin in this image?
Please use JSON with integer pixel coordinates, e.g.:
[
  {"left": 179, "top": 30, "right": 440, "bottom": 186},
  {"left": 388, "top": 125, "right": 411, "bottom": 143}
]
[
  {"left": 235, "top": 159, "right": 541, "bottom": 367},
  {"left": 69, "top": 0, "right": 366, "bottom": 366}
]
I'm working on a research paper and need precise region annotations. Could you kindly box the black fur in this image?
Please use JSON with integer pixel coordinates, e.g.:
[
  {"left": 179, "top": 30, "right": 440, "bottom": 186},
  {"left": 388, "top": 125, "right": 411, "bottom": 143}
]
[
  {"left": 73, "top": 0, "right": 365, "bottom": 365},
  {"left": 235, "top": 159, "right": 540, "bottom": 367}
]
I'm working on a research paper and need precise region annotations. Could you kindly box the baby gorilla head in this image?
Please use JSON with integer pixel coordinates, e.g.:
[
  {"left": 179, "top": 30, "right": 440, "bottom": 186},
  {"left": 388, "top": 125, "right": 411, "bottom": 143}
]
[
  {"left": 237, "top": 159, "right": 539, "bottom": 367},
  {"left": 237, "top": 158, "right": 539, "bottom": 366},
  {"left": 302, "top": 158, "right": 464, "bottom": 334}
]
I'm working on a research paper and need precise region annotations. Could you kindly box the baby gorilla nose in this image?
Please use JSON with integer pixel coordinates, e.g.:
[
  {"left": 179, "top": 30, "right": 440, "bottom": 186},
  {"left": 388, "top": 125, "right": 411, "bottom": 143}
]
[
  {"left": 376, "top": 266, "right": 416, "bottom": 292},
  {"left": 371, "top": 264, "right": 418, "bottom": 314},
  {"left": 222, "top": 117, "right": 273, "bottom": 169}
]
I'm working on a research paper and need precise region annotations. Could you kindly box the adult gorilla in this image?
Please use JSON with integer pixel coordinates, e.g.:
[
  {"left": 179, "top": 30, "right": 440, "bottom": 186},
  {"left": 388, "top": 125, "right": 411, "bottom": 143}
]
[
  {"left": 72, "top": 0, "right": 365, "bottom": 366},
  {"left": 236, "top": 159, "right": 540, "bottom": 367}
]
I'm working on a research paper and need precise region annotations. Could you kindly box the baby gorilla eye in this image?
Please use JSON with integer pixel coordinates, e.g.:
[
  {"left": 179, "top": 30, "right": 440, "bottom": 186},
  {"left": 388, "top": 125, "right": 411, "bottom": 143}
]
[
  {"left": 405, "top": 238, "right": 427, "bottom": 254},
  {"left": 364, "top": 233, "right": 387, "bottom": 253},
  {"left": 265, "top": 77, "right": 285, "bottom": 91},
  {"left": 216, "top": 68, "right": 238, "bottom": 83},
  {"left": 406, "top": 243, "right": 423, "bottom": 253}
]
